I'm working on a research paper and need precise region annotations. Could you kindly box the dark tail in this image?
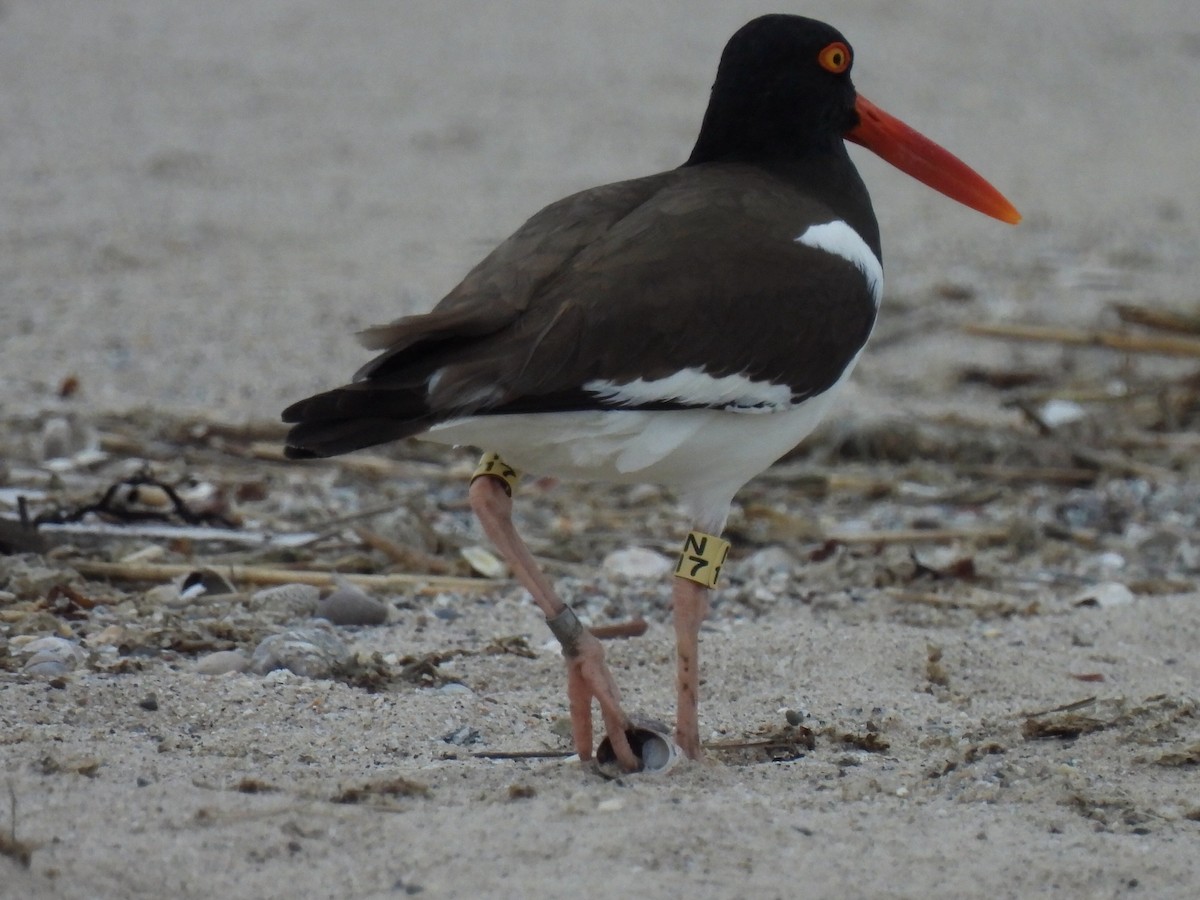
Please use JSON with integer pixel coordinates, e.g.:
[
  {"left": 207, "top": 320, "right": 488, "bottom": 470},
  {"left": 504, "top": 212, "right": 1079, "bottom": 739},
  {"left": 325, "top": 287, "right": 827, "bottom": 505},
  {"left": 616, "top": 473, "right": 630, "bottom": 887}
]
[{"left": 282, "top": 385, "right": 431, "bottom": 459}]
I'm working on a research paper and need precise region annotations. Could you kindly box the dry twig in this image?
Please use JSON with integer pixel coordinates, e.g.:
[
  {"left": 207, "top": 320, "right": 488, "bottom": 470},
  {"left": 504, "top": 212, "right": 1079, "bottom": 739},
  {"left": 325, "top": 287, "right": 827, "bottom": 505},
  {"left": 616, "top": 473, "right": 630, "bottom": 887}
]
[
  {"left": 964, "top": 322, "right": 1200, "bottom": 358},
  {"left": 1113, "top": 303, "right": 1200, "bottom": 336},
  {"left": 71, "top": 560, "right": 499, "bottom": 592}
]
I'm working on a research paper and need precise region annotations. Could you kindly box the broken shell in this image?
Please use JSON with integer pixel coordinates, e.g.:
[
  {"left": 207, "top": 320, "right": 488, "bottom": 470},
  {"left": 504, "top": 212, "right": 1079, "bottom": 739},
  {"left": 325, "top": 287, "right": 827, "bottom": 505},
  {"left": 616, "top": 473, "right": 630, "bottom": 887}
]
[
  {"left": 595, "top": 719, "right": 682, "bottom": 777},
  {"left": 1072, "top": 581, "right": 1134, "bottom": 608},
  {"left": 249, "top": 623, "right": 351, "bottom": 678},
  {"left": 460, "top": 545, "right": 508, "bottom": 579},
  {"left": 20, "top": 636, "right": 86, "bottom": 676},
  {"left": 180, "top": 567, "right": 237, "bottom": 598},
  {"left": 249, "top": 583, "right": 320, "bottom": 622}
]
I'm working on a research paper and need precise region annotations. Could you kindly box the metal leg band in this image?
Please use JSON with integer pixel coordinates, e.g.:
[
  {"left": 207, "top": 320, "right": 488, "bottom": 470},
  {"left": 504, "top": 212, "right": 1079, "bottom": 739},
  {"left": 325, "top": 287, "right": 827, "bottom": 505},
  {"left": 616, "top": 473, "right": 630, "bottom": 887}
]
[{"left": 545, "top": 606, "right": 584, "bottom": 658}]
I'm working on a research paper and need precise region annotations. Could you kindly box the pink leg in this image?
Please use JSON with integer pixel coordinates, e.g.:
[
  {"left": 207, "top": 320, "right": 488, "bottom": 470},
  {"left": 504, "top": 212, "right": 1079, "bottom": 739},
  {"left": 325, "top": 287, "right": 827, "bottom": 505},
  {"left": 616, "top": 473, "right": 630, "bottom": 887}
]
[
  {"left": 672, "top": 576, "right": 711, "bottom": 759},
  {"left": 468, "top": 475, "right": 638, "bottom": 770}
]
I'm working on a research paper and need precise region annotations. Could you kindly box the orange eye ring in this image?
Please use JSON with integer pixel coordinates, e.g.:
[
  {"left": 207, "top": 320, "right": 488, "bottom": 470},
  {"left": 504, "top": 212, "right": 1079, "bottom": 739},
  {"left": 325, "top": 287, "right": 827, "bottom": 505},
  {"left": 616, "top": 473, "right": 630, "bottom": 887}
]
[{"left": 818, "top": 41, "right": 851, "bottom": 74}]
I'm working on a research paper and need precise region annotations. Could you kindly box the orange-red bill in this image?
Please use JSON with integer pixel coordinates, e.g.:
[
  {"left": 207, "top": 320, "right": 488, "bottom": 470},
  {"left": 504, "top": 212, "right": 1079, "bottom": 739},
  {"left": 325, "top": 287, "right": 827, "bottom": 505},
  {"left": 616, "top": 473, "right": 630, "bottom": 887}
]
[{"left": 847, "top": 95, "right": 1021, "bottom": 225}]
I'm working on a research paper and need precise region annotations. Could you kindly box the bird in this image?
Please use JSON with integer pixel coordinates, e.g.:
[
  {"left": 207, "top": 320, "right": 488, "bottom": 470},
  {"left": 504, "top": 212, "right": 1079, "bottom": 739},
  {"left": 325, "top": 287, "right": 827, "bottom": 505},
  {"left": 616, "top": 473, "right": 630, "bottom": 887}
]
[{"left": 282, "top": 14, "right": 1019, "bottom": 772}]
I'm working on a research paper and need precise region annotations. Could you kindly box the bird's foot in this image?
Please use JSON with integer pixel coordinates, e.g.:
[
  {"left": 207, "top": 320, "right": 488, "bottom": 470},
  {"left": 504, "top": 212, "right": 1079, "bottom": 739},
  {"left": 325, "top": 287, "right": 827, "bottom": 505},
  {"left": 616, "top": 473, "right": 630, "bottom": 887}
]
[{"left": 563, "top": 630, "right": 640, "bottom": 771}]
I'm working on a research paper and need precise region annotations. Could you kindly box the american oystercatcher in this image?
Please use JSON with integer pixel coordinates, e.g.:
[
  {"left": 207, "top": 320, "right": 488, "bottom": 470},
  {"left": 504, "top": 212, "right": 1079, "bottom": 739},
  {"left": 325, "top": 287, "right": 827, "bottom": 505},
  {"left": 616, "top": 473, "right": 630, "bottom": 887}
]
[{"left": 283, "top": 14, "right": 1019, "bottom": 771}]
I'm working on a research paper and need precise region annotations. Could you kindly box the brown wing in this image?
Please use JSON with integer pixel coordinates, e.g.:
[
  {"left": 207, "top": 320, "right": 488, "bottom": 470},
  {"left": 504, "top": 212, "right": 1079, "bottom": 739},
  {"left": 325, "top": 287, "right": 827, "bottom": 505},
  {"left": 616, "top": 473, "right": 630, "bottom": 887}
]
[
  {"left": 283, "top": 165, "right": 878, "bottom": 458},
  {"left": 283, "top": 172, "right": 679, "bottom": 455}
]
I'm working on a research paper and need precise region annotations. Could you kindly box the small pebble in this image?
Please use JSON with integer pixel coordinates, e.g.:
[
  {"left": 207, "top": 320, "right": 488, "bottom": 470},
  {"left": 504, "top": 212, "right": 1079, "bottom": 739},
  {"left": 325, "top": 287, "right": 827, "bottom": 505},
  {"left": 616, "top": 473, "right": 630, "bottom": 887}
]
[
  {"left": 138, "top": 693, "right": 159, "bottom": 711},
  {"left": 250, "top": 624, "right": 350, "bottom": 678},
  {"left": 316, "top": 576, "right": 388, "bottom": 626}
]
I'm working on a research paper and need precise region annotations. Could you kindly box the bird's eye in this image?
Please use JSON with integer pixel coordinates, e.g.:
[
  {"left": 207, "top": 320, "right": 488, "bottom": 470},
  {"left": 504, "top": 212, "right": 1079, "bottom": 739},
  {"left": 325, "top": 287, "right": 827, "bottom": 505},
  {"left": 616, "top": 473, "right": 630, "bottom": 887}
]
[{"left": 818, "top": 42, "right": 851, "bottom": 74}]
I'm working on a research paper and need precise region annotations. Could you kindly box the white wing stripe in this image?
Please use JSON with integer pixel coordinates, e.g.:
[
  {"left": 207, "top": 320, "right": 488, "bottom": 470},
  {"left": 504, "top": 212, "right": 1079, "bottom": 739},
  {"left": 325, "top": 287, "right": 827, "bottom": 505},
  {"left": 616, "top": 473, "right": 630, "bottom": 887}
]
[
  {"left": 585, "top": 368, "right": 793, "bottom": 413},
  {"left": 795, "top": 220, "right": 883, "bottom": 307}
]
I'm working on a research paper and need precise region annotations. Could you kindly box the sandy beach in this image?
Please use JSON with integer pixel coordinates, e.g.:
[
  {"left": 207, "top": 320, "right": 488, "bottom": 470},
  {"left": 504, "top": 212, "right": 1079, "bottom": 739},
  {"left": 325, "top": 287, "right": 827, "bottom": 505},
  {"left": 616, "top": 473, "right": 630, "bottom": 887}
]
[{"left": 3, "top": 2, "right": 1200, "bottom": 897}]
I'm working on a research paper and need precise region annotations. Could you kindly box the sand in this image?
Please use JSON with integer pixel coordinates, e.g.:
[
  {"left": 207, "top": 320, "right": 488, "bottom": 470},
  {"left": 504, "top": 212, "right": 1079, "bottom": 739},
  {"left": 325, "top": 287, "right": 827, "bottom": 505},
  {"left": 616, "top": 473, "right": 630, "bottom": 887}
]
[{"left": 2, "top": 1, "right": 1200, "bottom": 897}]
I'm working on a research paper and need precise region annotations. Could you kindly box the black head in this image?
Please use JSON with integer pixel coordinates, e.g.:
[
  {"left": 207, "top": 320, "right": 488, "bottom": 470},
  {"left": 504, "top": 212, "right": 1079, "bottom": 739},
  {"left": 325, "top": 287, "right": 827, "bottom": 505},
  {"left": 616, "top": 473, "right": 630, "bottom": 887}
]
[{"left": 686, "top": 15, "right": 859, "bottom": 165}]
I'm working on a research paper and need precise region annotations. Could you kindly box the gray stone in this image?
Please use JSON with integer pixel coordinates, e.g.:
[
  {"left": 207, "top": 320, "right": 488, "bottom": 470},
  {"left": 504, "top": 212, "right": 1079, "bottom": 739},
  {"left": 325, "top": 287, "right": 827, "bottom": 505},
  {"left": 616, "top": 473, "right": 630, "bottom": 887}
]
[
  {"left": 250, "top": 624, "right": 351, "bottom": 678},
  {"left": 316, "top": 577, "right": 388, "bottom": 626}
]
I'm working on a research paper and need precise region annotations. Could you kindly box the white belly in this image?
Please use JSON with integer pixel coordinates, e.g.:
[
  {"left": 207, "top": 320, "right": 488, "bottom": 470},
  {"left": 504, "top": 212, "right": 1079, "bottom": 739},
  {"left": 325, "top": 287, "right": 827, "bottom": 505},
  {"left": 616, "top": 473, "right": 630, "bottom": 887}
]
[{"left": 423, "top": 363, "right": 855, "bottom": 532}]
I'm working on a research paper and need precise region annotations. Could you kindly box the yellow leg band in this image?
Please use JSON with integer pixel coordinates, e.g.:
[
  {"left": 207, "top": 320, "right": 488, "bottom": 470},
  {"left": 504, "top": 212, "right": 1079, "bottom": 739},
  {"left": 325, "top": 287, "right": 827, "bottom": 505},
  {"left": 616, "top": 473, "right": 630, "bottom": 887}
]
[
  {"left": 471, "top": 452, "right": 520, "bottom": 496},
  {"left": 674, "top": 530, "right": 730, "bottom": 588}
]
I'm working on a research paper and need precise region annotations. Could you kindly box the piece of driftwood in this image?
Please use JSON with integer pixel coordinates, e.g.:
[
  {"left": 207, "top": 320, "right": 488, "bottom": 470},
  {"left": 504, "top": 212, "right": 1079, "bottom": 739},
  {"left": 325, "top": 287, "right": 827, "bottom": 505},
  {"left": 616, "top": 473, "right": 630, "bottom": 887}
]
[
  {"left": 71, "top": 560, "right": 500, "bottom": 592},
  {"left": 353, "top": 526, "right": 460, "bottom": 575},
  {"left": 964, "top": 322, "right": 1200, "bottom": 358},
  {"left": 957, "top": 465, "right": 1098, "bottom": 485}
]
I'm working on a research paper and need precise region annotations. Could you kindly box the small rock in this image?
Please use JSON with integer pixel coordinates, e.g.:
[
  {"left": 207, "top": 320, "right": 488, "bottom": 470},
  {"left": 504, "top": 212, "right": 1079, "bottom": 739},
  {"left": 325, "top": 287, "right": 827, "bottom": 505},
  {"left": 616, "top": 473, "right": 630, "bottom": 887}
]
[
  {"left": 602, "top": 547, "right": 674, "bottom": 580},
  {"left": 316, "top": 576, "right": 388, "bottom": 626},
  {"left": 250, "top": 624, "right": 351, "bottom": 678},
  {"left": 195, "top": 649, "right": 250, "bottom": 676},
  {"left": 249, "top": 583, "right": 320, "bottom": 623},
  {"left": 138, "top": 693, "right": 159, "bottom": 711}
]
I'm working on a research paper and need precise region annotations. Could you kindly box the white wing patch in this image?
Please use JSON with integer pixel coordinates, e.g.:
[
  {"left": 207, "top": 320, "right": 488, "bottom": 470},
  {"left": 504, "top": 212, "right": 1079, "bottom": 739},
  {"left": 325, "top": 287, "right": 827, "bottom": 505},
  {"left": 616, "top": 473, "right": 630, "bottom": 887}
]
[
  {"left": 795, "top": 220, "right": 884, "bottom": 307},
  {"left": 584, "top": 368, "right": 794, "bottom": 413}
]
